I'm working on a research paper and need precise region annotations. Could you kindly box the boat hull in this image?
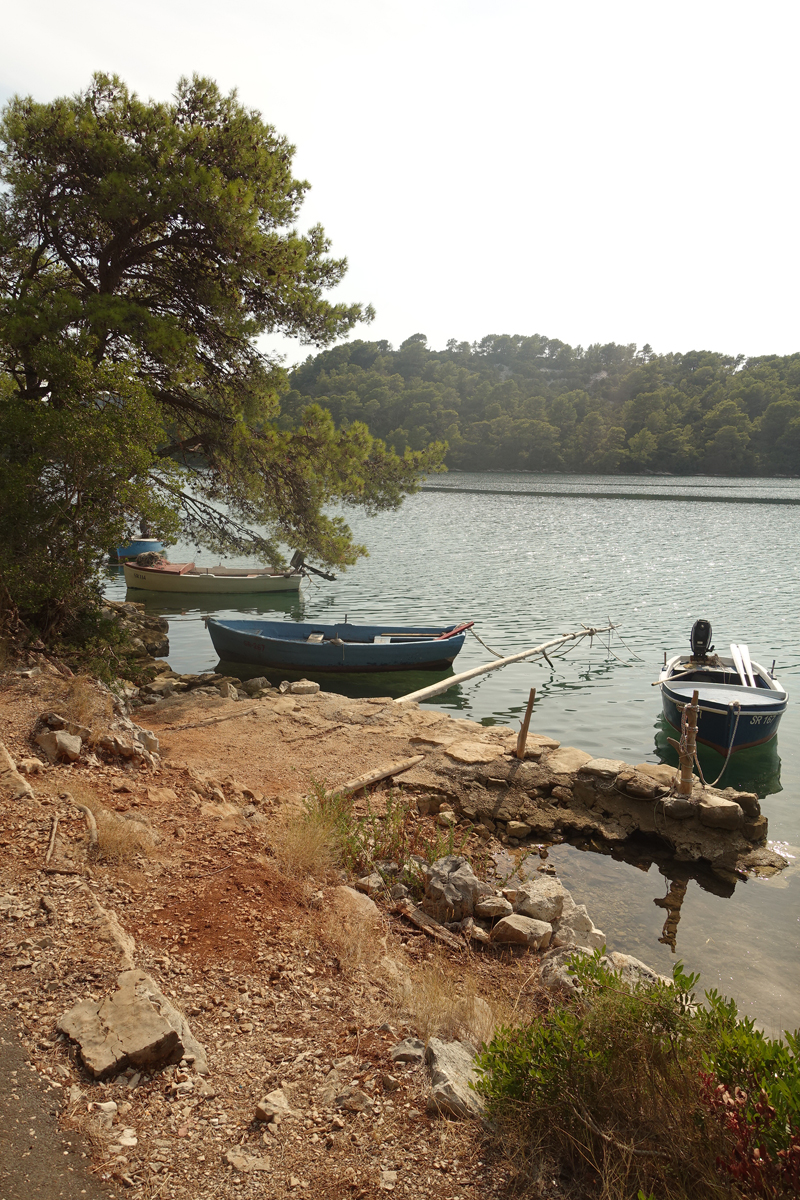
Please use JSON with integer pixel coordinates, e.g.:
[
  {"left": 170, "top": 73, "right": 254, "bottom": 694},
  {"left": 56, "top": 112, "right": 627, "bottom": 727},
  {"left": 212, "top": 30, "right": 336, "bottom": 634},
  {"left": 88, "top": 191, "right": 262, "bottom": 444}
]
[
  {"left": 113, "top": 540, "right": 163, "bottom": 560},
  {"left": 660, "top": 661, "right": 787, "bottom": 754},
  {"left": 124, "top": 564, "right": 302, "bottom": 594},
  {"left": 206, "top": 618, "right": 468, "bottom": 672},
  {"left": 660, "top": 690, "right": 786, "bottom": 753}
]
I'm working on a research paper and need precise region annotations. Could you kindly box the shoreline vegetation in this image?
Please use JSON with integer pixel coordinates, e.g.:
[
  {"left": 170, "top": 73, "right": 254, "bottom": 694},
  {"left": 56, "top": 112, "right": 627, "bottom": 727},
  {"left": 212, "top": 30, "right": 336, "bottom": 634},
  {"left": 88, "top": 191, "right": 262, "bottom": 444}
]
[{"left": 279, "top": 334, "right": 800, "bottom": 478}]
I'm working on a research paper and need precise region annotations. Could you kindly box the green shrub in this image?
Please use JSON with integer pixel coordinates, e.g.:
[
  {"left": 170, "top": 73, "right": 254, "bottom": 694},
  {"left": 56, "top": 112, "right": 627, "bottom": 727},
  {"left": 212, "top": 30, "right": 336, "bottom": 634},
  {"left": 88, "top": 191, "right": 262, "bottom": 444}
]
[{"left": 474, "top": 952, "right": 800, "bottom": 1199}]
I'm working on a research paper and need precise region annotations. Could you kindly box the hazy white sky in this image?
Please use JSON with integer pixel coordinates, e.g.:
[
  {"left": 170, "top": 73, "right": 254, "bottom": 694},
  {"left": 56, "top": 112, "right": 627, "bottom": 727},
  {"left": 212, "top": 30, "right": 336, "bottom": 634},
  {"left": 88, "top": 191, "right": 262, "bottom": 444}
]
[{"left": 2, "top": 1, "right": 798, "bottom": 362}]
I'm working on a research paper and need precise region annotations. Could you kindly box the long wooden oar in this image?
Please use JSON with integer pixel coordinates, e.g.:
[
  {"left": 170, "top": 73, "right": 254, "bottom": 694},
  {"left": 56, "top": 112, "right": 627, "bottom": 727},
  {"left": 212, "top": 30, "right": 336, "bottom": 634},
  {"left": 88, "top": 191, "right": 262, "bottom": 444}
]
[
  {"left": 395, "top": 623, "right": 617, "bottom": 704},
  {"left": 730, "top": 643, "right": 749, "bottom": 687},
  {"left": 739, "top": 643, "right": 757, "bottom": 688}
]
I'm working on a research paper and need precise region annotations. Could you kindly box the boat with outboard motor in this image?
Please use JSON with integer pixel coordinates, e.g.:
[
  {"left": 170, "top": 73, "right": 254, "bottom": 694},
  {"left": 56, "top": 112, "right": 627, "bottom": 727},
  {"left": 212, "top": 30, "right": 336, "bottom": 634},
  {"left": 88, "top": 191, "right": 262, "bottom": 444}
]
[
  {"left": 658, "top": 620, "right": 787, "bottom": 754},
  {"left": 205, "top": 617, "right": 474, "bottom": 672}
]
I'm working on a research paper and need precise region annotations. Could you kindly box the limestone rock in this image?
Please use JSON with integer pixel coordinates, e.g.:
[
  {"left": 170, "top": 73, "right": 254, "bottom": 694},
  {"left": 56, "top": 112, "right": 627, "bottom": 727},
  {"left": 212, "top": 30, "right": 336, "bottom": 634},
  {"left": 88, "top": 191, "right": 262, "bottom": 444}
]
[
  {"left": 35, "top": 730, "right": 82, "bottom": 763},
  {"left": 422, "top": 856, "right": 491, "bottom": 922},
  {"left": 664, "top": 796, "right": 695, "bottom": 820},
  {"left": 506, "top": 820, "right": 532, "bottom": 838},
  {"left": 57, "top": 969, "right": 207, "bottom": 1079},
  {"left": 335, "top": 1085, "right": 375, "bottom": 1113},
  {"left": 743, "top": 815, "right": 768, "bottom": 841},
  {"left": 355, "top": 872, "right": 384, "bottom": 898},
  {"left": 619, "top": 771, "right": 659, "bottom": 799},
  {"left": 390, "top": 1038, "right": 425, "bottom": 1064},
  {"left": 490, "top": 914, "right": 552, "bottom": 949},
  {"left": 135, "top": 729, "right": 159, "bottom": 754},
  {"left": 697, "top": 794, "right": 744, "bottom": 830},
  {"left": 514, "top": 877, "right": 566, "bottom": 923},
  {"left": 460, "top": 916, "right": 491, "bottom": 945},
  {"left": 634, "top": 762, "right": 677, "bottom": 787},
  {"left": 526, "top": 734, "right": 560, "bottom": 751},
  {"left": 425, "top": 1038, "right": 484, "bottom": 1119},
  {"left": 0, "top": 743, "right": 34, "bottom": 800},
  {"left": 544, "top": 746, "right": 592, "bottom": 774},
  {"left": 581, "top": 758, "right": 629, "bottom": 778},
  {"left": 331, "top": 885, "right": 381, "bottom": 921},
  {"left": 147, "top": 787, "right": 178, "bottom": 805},
  {"left": 240, "top": 676, "right": 269, "bottom": 696},
  {"left": 444, "top": 741, "right": 507, "bottom": 764},
  {"left": 289, "top": 679, "right": 320, "bottom": 695},
  {"left": 721, "top": 789, "right": 760, "bottom": 818},
  {"left": 559, "top": 895, "right": 594, "bottom": 933},
  {"left": 474, "top": 895, "right": 513, "bottom": 920},
  {"left": 255, "top": 1088, "right": 295, "bottom": 1121},
  {"left": 225, "top": 1149, "right": 272, "bottom": 1172}
]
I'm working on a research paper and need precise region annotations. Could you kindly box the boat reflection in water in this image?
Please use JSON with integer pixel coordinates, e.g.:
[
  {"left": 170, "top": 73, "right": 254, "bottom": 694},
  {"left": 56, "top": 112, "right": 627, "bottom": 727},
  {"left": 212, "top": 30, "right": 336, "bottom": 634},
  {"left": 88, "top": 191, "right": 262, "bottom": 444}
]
[{"left": 653, "top": 715, "right": 782, "bottom": 800}]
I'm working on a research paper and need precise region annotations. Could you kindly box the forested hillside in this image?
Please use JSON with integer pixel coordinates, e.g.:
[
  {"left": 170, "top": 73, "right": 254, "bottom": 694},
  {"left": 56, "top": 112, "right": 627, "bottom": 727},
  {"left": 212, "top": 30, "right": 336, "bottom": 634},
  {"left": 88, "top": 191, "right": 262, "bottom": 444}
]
[{"left": 278, "top": 334, "right": 800, "bottom": 475}]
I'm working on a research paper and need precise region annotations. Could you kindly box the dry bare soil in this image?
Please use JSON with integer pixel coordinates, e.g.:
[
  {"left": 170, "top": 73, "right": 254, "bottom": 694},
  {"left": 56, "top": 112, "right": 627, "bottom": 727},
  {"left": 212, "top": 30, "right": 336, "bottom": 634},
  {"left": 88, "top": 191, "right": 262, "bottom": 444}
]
[{"left": 0, "top": 671, "right": 560, "bottom": 1200}]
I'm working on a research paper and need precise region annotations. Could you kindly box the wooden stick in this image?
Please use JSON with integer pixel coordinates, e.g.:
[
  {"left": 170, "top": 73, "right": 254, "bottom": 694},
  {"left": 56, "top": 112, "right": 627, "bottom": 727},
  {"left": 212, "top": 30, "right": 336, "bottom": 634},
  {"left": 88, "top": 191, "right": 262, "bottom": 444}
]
[
  {"left": 336, "top": 755, "right": 425, "bottom": 795},
  {"left": 161, "top": 706, "right": 258, "bottom": 732},
  {"left": 45, "top": 816, "right": 59, "bottom": 864},
  {"left": 395, "top": 624, "right": 617, "bottom": 704},
  {"left": 391, "top": 898, "right": 462, "bottom": 950},
  {"left": 676, "top": 690, "right": 699, "bottom": 797},
  {"left": 73, "top": 803, "right": 98, "bottom": 849},
  {"left": 516, "top": 688, "right": 537, "bottom": 759}
]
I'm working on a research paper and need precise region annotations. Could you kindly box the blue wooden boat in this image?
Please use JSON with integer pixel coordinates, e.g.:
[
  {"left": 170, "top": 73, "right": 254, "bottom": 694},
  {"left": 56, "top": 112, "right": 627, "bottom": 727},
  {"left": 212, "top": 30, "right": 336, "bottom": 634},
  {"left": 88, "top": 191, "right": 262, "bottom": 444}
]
[
  {"left": 111, "top": 539, "right": 164, "bottom": 561},
  {"left": 659, "top": 621, "right": 787, "bottom": 754},
  {"left": 206, "top": 618, "right": 473, "bottom": 673}
]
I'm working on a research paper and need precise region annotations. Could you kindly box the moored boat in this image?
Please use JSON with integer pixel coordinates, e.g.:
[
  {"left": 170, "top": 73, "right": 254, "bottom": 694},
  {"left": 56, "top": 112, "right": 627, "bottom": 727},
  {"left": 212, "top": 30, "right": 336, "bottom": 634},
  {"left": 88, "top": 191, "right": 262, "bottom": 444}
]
[
  {"left": 659, "top": 620, "right": 787, "bottom": 754},
  {"left": 111, "top": 539, "right": 164, "bottom": 561},
  {"left": 124, "top": 560, "right": 302, "bottom": 594},
  {"left": 205, "top": 617, "right": 474, "bottom": 672}
]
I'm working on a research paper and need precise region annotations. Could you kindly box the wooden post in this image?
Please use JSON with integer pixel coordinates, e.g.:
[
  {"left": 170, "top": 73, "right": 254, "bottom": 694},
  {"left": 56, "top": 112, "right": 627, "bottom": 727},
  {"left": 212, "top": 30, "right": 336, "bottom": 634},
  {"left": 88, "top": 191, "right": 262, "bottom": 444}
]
[
  {"left": 516, "top": 688, "right": 536, "bottom": 759},
  {"left": 677, "top": 689, "right": 699, "bottom": 797}
]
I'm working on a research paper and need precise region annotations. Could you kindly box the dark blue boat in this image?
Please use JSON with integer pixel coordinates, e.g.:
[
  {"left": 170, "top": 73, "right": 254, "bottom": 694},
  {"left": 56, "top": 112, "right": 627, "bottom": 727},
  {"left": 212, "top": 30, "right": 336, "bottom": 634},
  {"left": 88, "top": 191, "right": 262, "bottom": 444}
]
[
  {"left": 659, "top": 622, "right": 787, "bottom": 755},
  {"left": 205, "top": 618, "right": 473, "bottom": 673}
]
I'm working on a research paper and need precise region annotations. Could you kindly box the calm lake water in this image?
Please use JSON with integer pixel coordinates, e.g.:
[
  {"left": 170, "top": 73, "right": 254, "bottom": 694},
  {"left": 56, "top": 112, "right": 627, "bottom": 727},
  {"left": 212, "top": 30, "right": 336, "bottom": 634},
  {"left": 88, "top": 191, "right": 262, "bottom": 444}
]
[{"left": 104, "top": 474, "right": 800, "bottom": 1035}]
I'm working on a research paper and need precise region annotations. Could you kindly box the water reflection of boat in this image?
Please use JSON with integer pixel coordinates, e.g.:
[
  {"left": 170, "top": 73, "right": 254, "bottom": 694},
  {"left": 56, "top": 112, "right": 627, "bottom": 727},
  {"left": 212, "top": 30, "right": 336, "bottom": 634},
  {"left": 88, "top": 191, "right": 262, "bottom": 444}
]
[{"left": 658, "top": 619, "right": 788, "bottom": 755}]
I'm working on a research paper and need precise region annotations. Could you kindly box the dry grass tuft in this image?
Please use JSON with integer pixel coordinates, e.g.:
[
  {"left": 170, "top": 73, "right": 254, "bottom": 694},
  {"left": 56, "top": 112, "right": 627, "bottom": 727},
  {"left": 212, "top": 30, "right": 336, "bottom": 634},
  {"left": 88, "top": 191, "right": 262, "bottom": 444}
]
[
  {"left": 398, "top": 952, "right": 500, "bottom": 1047},
  {"left": 71, "top": 791, "right": 158, "bottom": 862},
  {"left": 61, "top": 675, "right": 114, "bottom": 733},
  {"left": 273, "top": 804, "right": 342, "bottom": 879},
  {"left": 322, "top": 908, "right": 385, "bottom": 973}
]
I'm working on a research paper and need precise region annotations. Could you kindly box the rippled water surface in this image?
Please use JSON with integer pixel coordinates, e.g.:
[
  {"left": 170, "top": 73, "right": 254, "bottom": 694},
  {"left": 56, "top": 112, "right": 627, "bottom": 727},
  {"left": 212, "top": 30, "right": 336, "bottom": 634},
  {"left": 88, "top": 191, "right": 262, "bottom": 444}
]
[{"left": 105, "top": 474, "right": 800, "bottom": 1034}]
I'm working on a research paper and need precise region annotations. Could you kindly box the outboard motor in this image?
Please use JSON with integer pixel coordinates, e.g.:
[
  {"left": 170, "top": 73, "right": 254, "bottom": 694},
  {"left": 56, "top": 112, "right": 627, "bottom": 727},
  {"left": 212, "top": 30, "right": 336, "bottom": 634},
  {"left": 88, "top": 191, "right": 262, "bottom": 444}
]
[{"left": 690, "top": 619, "right": 713, "bottom": 659}]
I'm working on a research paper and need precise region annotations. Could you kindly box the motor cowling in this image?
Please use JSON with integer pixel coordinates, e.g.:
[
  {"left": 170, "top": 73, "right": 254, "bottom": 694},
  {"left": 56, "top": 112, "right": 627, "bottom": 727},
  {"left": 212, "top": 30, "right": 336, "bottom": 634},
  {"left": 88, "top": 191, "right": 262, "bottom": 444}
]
[{"left": 690, "top": 619, "right": 713, "bottom": 659}]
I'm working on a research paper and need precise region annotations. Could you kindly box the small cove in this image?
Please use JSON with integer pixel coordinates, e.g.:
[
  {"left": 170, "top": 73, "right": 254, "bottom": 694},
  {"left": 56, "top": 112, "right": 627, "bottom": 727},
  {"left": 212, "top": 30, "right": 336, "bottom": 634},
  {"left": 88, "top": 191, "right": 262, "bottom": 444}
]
[{"left": 105, "top": 473, "right": 800, "bottom": 1034}]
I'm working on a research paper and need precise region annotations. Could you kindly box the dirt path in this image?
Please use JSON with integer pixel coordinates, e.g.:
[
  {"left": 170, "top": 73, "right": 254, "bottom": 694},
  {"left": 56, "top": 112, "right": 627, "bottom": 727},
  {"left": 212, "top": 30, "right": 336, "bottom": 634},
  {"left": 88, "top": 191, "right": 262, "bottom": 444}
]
[{"left": 0, "top": 1014, "right": 114, "bottom": 1200}]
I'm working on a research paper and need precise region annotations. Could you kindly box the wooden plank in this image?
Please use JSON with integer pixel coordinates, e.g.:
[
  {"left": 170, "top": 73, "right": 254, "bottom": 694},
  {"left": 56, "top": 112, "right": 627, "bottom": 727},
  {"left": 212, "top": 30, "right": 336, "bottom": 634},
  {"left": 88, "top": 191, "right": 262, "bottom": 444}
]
[
  {"left": 391, "top": 898, "right": 463, "bottom": 949},
  {"left": 337, "top": 755, "right": 425, "bottom": 795},
  {"left": 162, "top": 706, "right": 259, "bottom": 732}
]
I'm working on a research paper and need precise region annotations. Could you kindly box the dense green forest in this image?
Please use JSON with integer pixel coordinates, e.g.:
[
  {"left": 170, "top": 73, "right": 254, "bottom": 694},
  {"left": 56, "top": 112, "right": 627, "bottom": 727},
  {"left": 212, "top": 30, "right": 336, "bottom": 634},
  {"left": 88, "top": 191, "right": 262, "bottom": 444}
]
[{"left": 278, "top": 334, "right": 800, "bottom": 475}]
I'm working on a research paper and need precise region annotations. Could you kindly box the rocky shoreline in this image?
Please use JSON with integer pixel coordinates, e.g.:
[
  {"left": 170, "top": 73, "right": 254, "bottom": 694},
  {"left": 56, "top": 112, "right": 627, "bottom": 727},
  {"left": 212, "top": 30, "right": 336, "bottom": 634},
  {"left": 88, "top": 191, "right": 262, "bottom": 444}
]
[{"left": 0, "top": 661, "right": 790, "bottom": 1199}]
